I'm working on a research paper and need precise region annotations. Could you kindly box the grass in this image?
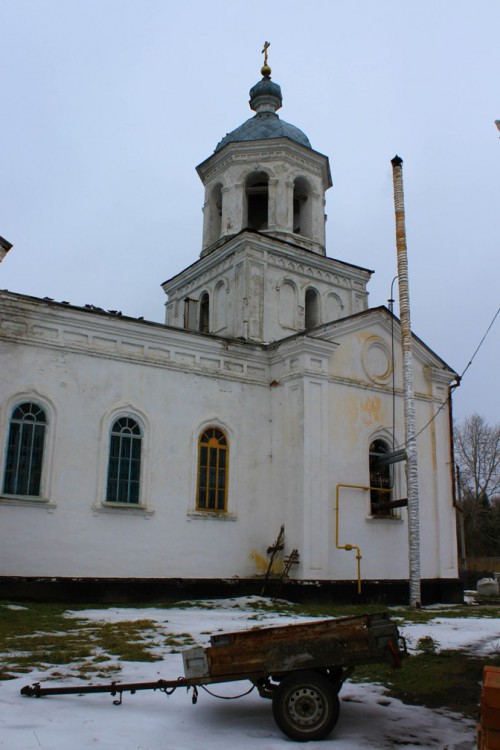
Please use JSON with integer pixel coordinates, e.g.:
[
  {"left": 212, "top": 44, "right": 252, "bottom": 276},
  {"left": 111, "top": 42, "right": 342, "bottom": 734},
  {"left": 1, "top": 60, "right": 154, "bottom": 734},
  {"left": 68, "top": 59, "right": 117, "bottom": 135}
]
[
  {"left": 246, "top": 596, "right": 396, "bottom": 619},
  {"left": 353, "top": 649, "right": 500, "bottom": 718},
  {"left": 0, "top": 604, "right": 168, "bottom": 678},
  {"left": 163, "top": 633, "right": 196, "bottom": 652},
  {"left": 1, "top": 595, "right": 499, "bottom": 720}
]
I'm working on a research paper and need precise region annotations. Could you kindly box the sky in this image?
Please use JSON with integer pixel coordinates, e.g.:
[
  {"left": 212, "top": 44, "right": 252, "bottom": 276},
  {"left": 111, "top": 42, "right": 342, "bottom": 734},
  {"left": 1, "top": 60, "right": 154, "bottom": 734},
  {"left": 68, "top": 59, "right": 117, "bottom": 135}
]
[
  {"left": 2, "top": 595, "right": 493, "bottom": 749},
  {"left": 1, "top": 0, "right": 499, "bottom": 424}
]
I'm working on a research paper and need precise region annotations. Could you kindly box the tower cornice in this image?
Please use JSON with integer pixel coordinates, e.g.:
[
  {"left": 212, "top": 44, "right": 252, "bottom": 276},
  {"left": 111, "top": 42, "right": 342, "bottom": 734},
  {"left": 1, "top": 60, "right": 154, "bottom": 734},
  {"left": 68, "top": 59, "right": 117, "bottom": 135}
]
[{"left": 197, "top": 137, "right": 332, "bottom": 190}]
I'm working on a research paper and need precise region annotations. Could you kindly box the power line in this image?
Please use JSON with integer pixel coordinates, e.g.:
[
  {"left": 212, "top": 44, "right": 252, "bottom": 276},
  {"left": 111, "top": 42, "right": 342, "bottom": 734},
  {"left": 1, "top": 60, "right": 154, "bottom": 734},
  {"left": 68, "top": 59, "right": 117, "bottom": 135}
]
[
  {"left": 459, "top": 306, "right": 500, "bottom": 381},
  {"left": 396, "top": 305, "right": 500, "bottom": 449}
]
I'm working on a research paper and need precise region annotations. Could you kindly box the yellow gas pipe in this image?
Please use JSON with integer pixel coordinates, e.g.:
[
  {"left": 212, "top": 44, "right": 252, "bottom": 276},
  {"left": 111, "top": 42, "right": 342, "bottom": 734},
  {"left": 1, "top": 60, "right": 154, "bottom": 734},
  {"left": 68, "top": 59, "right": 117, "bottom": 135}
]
[{"left": 335, "top": 483, "right": 393, "bottom": 595}]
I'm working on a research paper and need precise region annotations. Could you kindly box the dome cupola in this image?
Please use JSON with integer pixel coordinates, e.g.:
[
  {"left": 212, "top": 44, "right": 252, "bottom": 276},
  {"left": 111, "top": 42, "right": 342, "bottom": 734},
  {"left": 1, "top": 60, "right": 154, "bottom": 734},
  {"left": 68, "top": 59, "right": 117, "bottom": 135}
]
[
  {"left": 214, "top": 43, "right": 311, "bottom": 153},
  {"left": 249, "top": 72, "right": 282, "bottom": 114},
  {"left": 197, "top": 43, "right": 332, "bottom": 256}
]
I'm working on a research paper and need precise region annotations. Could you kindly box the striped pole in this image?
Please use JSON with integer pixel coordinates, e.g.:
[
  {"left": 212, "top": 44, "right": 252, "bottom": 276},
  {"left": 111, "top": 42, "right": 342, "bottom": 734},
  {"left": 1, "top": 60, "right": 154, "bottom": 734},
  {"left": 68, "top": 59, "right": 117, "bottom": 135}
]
[{"left": 391, "top": 155, "right": 421, "bottom": 608}]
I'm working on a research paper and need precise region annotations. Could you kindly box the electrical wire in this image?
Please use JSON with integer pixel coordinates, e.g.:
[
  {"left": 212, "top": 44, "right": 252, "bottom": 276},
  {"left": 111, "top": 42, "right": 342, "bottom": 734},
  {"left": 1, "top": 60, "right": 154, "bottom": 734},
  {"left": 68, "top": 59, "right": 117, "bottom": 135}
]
[
  {"left": 200, "top": 684, "right": 255, "bottom": 700},
  {"left": 459, "top": 306, "right": 500, "bottom": 382},
  {"left": 394, "top": 305, "right": 500, "bottom": 450}
]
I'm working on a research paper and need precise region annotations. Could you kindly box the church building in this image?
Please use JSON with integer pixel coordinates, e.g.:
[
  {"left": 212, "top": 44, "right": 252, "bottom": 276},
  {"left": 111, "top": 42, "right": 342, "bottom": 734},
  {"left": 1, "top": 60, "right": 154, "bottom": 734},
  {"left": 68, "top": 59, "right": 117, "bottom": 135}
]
[{"left": 0, "top": 54, "right": 461, "bottom": 603}]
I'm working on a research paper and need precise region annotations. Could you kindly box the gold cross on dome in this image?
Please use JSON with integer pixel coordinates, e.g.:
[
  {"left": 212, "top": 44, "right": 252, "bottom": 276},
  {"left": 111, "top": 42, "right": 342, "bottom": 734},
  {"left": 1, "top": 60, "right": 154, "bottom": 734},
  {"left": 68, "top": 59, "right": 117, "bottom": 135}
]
[{"left": 262, "top": 41, "right": 270, "bottom": 66}]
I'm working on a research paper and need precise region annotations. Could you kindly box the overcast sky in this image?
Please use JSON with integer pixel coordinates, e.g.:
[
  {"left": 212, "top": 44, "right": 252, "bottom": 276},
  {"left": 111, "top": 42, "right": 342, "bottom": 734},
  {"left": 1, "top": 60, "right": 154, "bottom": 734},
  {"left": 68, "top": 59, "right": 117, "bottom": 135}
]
[{"left": 1, "top": 0, "right": 499, "bottom": 423}]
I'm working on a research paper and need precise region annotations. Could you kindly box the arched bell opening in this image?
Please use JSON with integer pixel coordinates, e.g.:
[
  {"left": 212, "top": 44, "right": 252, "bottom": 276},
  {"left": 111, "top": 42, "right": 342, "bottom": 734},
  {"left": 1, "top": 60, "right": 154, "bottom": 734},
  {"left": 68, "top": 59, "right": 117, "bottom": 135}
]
[{"left": 245, "top": 171, "right": 269, "bottom": 231}]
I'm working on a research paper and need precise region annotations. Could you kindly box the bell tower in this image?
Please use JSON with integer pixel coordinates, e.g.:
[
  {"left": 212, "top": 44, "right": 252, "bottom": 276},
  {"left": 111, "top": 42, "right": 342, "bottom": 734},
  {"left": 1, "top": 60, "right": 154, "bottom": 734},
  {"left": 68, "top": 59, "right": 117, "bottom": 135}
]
[
  {"left": 197, "top": 49, "right": 332, "bottom": 257},
  {"left": 162, "top": 47, "right": 371, "bottom": 342}
]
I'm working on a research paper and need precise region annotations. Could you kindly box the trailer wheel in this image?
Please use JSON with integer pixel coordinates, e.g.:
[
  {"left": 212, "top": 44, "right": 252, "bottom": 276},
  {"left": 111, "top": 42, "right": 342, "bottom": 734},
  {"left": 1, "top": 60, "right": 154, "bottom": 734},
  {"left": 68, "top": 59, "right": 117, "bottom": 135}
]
[{"left": 272, "top": 670, "right": 340, "bottom": 742}]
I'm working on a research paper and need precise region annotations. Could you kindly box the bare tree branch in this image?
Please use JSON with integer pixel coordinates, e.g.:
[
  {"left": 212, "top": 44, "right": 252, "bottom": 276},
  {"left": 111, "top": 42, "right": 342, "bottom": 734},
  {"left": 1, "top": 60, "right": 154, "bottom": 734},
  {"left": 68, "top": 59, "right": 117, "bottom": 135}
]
[{"left": 455, "top": 414, "right": 500, "bottom": 500}]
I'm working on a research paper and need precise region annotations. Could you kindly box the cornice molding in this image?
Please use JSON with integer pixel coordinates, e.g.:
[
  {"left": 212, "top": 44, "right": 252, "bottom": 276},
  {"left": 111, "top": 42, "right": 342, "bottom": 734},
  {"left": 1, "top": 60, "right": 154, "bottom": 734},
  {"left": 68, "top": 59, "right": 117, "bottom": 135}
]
[
  {"left": 197, "top": 138, "right": 331, "bottom": 188},
  {"left": 311, "top": 309, "right": 457, "bottom": 379},
  {"left": 0, "top": 292, "right": 270, "bottom": 384},
  {"left": 164, "top": 232, "right": 371, "bottom": 298}
]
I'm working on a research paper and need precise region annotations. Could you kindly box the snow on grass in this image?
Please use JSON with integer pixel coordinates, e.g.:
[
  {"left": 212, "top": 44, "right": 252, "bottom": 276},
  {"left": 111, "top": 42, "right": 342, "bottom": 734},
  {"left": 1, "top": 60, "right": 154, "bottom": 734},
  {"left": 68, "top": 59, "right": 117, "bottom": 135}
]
[
  {"left": 3, "top": 659, "right": 476, "bottom": 750},
  {"left": 66, "top": 596, "right": 306, "bottom": 648},
  {"left": 1, "top": 597, "right": 485, "bottom": 749},
  {"left": 402, "top": 617, "right": 500, "bottom": 656},
  {"left": 2, "top": 604, "right": 29, "bottom": 611}
]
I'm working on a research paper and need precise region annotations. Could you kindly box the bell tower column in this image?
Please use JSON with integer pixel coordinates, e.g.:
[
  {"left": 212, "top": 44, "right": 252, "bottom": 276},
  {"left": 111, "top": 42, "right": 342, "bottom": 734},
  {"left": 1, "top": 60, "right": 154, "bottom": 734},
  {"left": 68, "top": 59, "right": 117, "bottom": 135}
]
[
  {"left": 268, "top": 178, "right": 279, "bottom": 231},
  {"left": 311, "top": 189, "right": 324, "bottom": 246},
  {"left": 285, "top": 179, "right": 295, "bottom": 234}
]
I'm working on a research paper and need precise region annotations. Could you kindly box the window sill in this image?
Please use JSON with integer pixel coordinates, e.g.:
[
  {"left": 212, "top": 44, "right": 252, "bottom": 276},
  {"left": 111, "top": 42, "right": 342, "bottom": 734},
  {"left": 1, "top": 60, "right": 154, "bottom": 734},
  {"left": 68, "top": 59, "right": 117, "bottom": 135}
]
[
  {"left": 0, "top": 495, "right": 56, "bottom": 511},
  {"left": 93, "top": 502, "right": 155, "bottom": 517},
  {"left": 365, "top": 514, "right": 403, "bottom": 522},
  {"left": 187, "top": 510, "right": 237, "bottom": 521}
]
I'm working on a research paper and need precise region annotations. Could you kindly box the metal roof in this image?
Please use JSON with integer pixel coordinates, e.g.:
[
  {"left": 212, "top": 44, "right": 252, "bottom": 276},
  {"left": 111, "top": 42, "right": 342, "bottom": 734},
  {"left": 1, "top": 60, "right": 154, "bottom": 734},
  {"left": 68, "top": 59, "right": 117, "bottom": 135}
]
[{"left": 214, "top": 111, "right": 311, "bottom": 152}]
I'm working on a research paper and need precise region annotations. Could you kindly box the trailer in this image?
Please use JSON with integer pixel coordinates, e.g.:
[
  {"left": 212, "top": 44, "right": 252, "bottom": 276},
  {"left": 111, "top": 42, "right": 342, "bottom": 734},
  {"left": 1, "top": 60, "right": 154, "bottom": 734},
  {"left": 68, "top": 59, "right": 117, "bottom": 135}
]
[{"left": 21, "top": 611, "right": 407, "bottom": 742}]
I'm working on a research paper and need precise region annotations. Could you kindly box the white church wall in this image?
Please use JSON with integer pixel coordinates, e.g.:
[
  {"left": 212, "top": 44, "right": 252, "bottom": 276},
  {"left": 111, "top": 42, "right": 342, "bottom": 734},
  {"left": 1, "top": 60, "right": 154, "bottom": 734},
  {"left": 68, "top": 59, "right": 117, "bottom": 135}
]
[
  {"left": 318, "top": 319, "right": 457, "bottom": 583},
  {"left": 0, "top": 293, "right": 458, "bottom": 590},
  {"left": 163, "top": 233, "right": 371, "bottom": 344},
  {"left": 324, "top": 377, "right": 409, "bottom": 582},
  {"left": 0, "top": 295, "right": 282, "bottom": 580},
  {"left": 262, "top": 311, "right": 458, "bottom": 585}
]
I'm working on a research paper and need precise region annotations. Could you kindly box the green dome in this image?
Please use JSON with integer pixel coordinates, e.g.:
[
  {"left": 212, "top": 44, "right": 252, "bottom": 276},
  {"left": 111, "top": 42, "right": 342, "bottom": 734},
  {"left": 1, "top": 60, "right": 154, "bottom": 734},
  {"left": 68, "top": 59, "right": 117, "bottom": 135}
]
[
  {"left": 249, "top": 77, "right": 283, "bottom": 111},
  {"left": 214, "top": 74, "right": 311, "bottom": 153},
  {"left": 215, "top": 112, "right": 311, "bottom": 152}
]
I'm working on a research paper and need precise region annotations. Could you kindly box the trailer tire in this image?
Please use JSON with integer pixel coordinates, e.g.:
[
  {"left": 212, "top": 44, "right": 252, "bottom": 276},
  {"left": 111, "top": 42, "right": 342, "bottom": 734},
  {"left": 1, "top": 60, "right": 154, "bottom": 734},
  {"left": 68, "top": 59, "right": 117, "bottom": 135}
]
[{"left": 272, "top": 670, "right": 340, "bottom": 742}]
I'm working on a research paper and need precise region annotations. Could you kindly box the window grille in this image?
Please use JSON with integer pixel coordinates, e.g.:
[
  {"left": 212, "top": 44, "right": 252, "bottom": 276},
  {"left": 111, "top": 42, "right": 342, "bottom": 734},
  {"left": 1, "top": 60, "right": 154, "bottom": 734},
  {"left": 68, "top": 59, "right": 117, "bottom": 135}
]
[
  {"left": 369, "top": 439, "right": 394, "bottom": 516},
  {"left": 3, "top": 402, "right": 47, "bottom": 496},
  {"left": 106, "top": 417, "right": 142, "bottom": 504},
  {"left": 196, "top": 428, "right": 228, "bottom": 511}
]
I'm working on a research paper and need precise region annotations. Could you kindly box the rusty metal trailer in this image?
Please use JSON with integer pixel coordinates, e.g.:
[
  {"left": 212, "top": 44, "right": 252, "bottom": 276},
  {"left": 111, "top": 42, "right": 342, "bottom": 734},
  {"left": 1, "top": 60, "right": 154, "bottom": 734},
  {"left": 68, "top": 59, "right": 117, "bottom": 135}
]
[{"left": 21, "top": 611, "right": 407, "bottom": 742}]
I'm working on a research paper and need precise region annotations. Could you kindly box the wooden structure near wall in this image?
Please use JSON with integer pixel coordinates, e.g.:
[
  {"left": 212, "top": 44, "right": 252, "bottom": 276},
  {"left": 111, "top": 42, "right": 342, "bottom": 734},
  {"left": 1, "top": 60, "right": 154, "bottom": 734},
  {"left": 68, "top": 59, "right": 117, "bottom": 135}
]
[{"left": 477, "top": 666, "right": 500, "bottom": 749}]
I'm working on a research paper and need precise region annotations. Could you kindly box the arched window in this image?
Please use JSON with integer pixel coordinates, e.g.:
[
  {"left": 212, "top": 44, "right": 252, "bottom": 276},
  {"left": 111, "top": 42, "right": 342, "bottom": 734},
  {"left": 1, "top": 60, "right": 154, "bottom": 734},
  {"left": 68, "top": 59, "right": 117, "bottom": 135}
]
[
  {"left": 293, "top": 177, "right": 312, "bottom": 237},
  {"left": 369, "top": 439, "right": 393, "bottom": 516},
  {"left": 196, "top": 427, "right": 228, "bottom": 511},
  {"left": 3, "top": 402, "right": 47, "bottom": 496},
  {"left": 304, "top": 288, "right": 320, "bottom": 329},
  {"left": 245, "top": 172, "right": 269, "bottom": 230},
  {"left": 199, "top": 292, "right": 210, "bottom": 333},
  {"left": 106, "top": 417, "right": 142, "bottom": 504},
  {"left": 279, "top": 280, "right": 297, "bottom": 329},
  {"left": 214, "top": 280, "right": 227, "bottom": 331},
  {"left": 325, "top": 292, "right": 343, "bottom": 322}
]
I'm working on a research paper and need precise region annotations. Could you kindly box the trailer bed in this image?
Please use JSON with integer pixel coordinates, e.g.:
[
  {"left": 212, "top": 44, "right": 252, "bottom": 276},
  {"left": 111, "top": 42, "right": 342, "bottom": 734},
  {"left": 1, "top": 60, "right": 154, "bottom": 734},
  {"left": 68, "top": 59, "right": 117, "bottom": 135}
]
[
  {"left": 183, "top": 612, "right": 404, "bottom": 683},
  {"left": 21, "top": 611, "right": 407, "bottom": 741}
]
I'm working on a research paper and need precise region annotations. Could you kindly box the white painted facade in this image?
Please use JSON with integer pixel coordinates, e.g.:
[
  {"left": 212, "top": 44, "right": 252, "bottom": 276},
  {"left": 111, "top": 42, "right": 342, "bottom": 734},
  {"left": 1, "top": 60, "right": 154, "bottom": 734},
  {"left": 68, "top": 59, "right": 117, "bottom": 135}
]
[
  {"left": 0, "top": 68, "right": 460, "bottom": 601},
  {"left": 164, "top": 233, "right": 371, "bottom": 343},
  {"left": 197, "top": 139, "right": 331, "bottom": 256}
]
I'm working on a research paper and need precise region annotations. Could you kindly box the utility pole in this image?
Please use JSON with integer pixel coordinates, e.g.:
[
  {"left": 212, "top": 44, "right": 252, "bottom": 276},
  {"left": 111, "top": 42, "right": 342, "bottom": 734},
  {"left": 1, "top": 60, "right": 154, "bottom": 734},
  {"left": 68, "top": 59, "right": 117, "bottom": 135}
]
[{"left": 391, "top": 156, "right": 421, "bottom": 608}]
